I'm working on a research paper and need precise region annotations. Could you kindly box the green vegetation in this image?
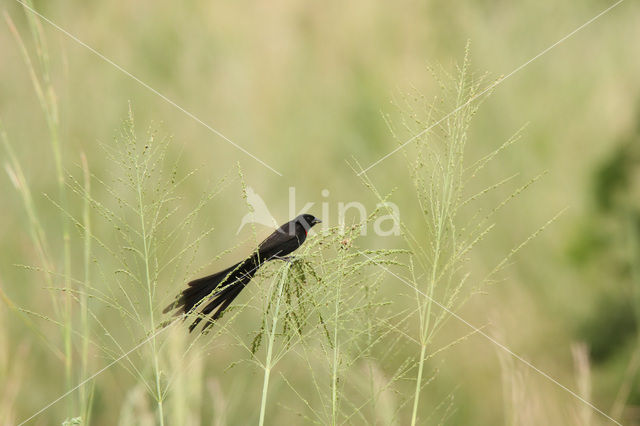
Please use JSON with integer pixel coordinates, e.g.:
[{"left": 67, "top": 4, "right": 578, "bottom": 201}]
[{"left": 1, "top": 1, "right": 639, "bottom": 425}]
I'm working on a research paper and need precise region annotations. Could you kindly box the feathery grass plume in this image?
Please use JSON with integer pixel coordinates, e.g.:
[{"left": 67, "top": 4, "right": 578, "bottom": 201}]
[
  {"left": 223, "top": 209, "right": 408, "bottom": 425},
  {"left": 54, "top": 106, "right": 232, "bottom": 424},
  {"left": 357, "top": 43, "right": 556, "bottom": 424}
]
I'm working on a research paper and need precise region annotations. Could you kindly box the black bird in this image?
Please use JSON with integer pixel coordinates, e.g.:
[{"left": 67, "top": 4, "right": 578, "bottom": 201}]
[{"left": 164, "top": 214, "right": 322, "bottom": 332}]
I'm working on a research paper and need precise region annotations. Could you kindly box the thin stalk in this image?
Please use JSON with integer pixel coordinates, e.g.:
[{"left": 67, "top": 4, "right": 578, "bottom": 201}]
[
  {"left": 331, "top": 299, "right": 340, "bottom": 425},
  {"left": 331, "top": 251, "right": 346, "bottom": 425},
  {"left": 135, "top": 147, "right": 164, "bottom": 426},
  {"left": 259, "top": 264, "right": 291, "bottom": 426},
  {"left": 46, "top": 82, "right": 71, "bottom": 416},
  {"left": 11, "top": 4, "right": 74, "bottom": 415},
  {"left": 410, "top": 211, "right": 444, "bottom": 426},
  {"left": 80, "top": 154, "right": 94, "bottom": 423}
]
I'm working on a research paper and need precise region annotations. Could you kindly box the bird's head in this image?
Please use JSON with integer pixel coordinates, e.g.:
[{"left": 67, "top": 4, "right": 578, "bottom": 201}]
[{"left": 296, "top": 214, "right": 322, "bottom": 231}]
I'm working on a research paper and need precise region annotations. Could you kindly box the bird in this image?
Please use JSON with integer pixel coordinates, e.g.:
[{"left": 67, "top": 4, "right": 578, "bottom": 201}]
[
  {"left": 235, "top": 186, "right": 278, "bottom": 234},
  {"left": 164, "top": 213, "right": 322, "bottom": 332}
]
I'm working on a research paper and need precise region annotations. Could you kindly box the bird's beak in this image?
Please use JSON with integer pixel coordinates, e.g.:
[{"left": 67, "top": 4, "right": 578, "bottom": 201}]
[{"left": 313, "top": 218, "right": 322, "bottom": 225}]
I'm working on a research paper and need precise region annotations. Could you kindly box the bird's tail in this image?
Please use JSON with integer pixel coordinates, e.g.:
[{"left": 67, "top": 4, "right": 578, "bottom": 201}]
[{"left": 163, "top": 255, "right": 261, "bottom": 332}]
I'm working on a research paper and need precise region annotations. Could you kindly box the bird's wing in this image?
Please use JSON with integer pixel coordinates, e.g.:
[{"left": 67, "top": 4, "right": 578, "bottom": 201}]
[{"left": 257, "top": 228, "right": 300, "bottom": 258}]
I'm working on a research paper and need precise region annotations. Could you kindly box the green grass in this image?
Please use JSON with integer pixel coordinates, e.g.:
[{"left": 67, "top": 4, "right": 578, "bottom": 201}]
[{"left": 2, "top": 1, "right": 640, "bottom": 424}]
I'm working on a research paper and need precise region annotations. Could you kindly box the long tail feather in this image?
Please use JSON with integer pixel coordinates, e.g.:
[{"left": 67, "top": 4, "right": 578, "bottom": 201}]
[
  {"left": 164, "top": 254, "right": 262, "bottom": 332},
  {"left": 188, "top": 283, "right": 245, "bottom": 332},
  {"left": 162, "top": 262, "right": 238, "bottom": 314}
]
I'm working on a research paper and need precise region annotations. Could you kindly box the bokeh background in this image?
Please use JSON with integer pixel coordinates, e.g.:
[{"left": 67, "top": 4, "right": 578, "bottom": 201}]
[{"left": 1, "top": 0, "right": 640, "bottom": 424}]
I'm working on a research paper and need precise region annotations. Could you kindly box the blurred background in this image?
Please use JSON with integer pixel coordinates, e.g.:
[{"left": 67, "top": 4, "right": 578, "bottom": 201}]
[{"left": 1, "top": 0, "right": 639, "bottom": 424}]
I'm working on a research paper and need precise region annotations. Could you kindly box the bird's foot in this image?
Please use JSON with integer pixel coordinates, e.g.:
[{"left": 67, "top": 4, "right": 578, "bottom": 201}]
[{"left": 274, "top": 255, "right": 295, "bottom": 263}]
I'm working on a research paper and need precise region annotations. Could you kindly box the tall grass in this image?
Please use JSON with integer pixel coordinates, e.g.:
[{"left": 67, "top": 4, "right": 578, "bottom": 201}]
[
  {"left": 2, "top": 5, "right": 584, "bottom": 424},
  {"left": 62, "top": 108, "right": 230, "bottom": 424},
  {"left": 356, "top": 45, "right": 559, "bottom": 424},
  {"left": 3, "top": 24, "right": 407, "bottom": 419},
  {"left": 3, "top": 64, "right": 228, "bottom": 422},
  {"left": 243, "top": 216, "right": 406, "bottom": 424},
  {"left": 3, "top": 3, "right": 81, "bottom": 421},
  {"left": 257, "top": 262, "right": 291, "bottom": 426}
]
